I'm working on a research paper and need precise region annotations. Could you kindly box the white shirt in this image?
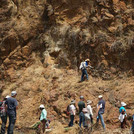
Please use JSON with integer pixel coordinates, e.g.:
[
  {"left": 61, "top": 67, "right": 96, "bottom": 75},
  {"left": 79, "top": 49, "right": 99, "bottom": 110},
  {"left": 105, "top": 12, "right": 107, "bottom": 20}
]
[
  {"left": 97, "top": 103, "right": 102, "bottom": 108},
  {"left": 87, "top": 105, "right": 93, "bottom": 116},
  {"left": 119, "top": 113, "right": 127, "bottom": 122},
  {"left": 69, "top": 104, "right": 76, "bottom": 115},
  {"left": 79, "top": 62, "right": 87, "bottom": 70}
]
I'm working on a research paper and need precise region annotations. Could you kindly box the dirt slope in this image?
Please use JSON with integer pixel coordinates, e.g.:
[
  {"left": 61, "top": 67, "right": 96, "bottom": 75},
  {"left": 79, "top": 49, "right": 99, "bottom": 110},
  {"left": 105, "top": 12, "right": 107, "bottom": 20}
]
[{"left": 0, "top": 0, "right": 134, "bottom": 133}]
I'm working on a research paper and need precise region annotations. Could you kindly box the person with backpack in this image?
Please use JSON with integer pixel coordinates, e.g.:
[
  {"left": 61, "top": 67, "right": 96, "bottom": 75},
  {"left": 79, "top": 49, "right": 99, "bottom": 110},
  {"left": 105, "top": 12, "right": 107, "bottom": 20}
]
[
  {"left": 86, "top": 100, "right": 93, "bottom": 125},
  {"left": 39, "top": 104, "right": 47, "bottom": 133},
  {"left": 96, "top": 95, "right": 106, "bottom": 130},
  {"left": 68, "top": 100, "right": 76, "bottom": 127},
  {"left": 119, "top": 102, "right": 127, "bottom": 128},
  {"left": 78, "top": 96, "right": 85, "bottom": 127},
  {"left": 79, "top": 59, "right": 93, "bottom": 82},
  {"left": 0, "top": 95, "right": 10, "bottom": 134},
  {"left": 5, "top": 91, "right": 18, "bottom": 134},
  {"left": 130, "top": 115, "right": 134, "bottom": 134}
]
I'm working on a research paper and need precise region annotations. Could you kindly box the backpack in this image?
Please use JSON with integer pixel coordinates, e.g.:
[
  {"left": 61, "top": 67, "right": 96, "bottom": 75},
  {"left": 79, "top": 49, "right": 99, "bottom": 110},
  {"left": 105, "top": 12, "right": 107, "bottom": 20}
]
[{"left": 66, "top": 105, "right": 70, "bottom": 115}]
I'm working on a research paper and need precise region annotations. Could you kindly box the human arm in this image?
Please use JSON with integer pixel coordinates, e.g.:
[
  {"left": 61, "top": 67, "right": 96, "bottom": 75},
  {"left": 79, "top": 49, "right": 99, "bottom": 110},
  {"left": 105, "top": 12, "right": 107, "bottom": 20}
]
[{"left": 96, "top": 103, "right": 102, "bottom": 116}]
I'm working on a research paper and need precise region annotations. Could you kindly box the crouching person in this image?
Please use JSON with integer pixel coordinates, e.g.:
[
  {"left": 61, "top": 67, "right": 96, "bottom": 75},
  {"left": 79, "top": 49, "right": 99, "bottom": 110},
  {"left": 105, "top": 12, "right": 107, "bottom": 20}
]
[{"left": 39, "top": 104, "right": 47, "bottom": 134}]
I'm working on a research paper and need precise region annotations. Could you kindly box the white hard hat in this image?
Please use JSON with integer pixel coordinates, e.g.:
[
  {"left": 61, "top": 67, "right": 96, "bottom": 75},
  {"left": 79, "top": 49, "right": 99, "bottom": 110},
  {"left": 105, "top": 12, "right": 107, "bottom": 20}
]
[
  {"left": 5, "top": 95, "right": 10, "bottom": 99},
  {"left": 87, "top": 100, "right": 92, "bottom": 104},
  {"left": 80, "top": 96, "right": 84, "bottom": 99},
  {"left": 39, "top": 104, "right": 45, "bottom": 108},
  {"left": 11, "top": 91, "right": 17, "bottom": 97},
  {"left": 71, "top": 100, "right": 75, "bottom": 104},
  {"left": 121, "top": 102, "right": 127, "bottom": 107},
  {"left": 98, "top": 95, "right": 103, "bottom": 99}
]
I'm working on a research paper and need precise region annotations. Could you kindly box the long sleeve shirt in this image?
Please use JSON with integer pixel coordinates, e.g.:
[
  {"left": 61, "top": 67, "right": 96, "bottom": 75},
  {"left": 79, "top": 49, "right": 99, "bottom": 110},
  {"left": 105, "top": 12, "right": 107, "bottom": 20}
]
[
  {"left": 87, "top": 105, "right": 93, "bottom": 116},
  {"left": 40, "top": 109, "right": 47, "bottom": 121}
]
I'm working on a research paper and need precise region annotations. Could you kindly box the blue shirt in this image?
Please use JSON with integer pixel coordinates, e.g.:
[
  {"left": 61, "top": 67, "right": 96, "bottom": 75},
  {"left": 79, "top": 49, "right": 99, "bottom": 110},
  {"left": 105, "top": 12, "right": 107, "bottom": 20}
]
[
  {"left": 5, "top": 97, "right": 18, "bottom": 116},
  {"left": 98, "top": 99, "right": 105, "bottom": 114},
  {"left": 40, "top": 109, "right": 47, "bottom": 121},
  {"left": 119, "top": 106, "right": 126, "bottom": 113}
]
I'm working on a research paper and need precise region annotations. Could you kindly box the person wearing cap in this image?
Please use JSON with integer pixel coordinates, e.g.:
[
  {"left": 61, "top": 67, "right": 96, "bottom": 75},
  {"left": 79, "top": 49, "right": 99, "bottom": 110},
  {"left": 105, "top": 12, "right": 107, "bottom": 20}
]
[
  {"left": 87, "top": 100, "right": 93, "bottom": 125},
  {"left": 68, "top": 100, "right": 76, "bottom": 127},
  {"left": 96, "top": 95, "right": 106, "bottom": 130},
  {"left": 5, "top": 91, "right": 18, "bottom": 134},
  {"left": 119, "top": 102, "right": 127, "bottom": 128},
  {"left": 0, "top": 95, "right": 10, "bottom": 134},
  {"left": 79, "top": 59, "right": 93, "bottom": 82},
  {"left": 82, "top": 108, "right": 90, "bottom": 128},
  {"left": 39, "top": 104, "right": 47, "bottom": 133},
  {"left": 78, "top": 96, "right": 85, "bottom": 127},
  {"left": 130, "top": 114, "right": 134, "bottom": 134}
]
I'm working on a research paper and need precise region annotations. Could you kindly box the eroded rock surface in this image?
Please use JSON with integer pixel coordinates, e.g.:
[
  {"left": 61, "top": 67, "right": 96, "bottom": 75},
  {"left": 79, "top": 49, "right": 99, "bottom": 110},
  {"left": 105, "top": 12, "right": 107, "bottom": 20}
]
[{"left": 0, "top": 0, "right": 134, "bottom": 133}]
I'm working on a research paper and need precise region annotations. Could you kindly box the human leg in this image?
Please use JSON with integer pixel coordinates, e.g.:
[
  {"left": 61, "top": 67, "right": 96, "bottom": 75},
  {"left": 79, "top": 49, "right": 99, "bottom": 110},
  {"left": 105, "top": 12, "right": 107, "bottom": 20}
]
[
  {"left": 69, "top": 115, "right": 74, "bottom": 127},
  {"left": 84, "top": 69, "right": 88, "bottom": 80},
  {"left": 71, "top": 115, "right": 74, "bottom": 126},
  {"left": 81, "top": 70, "right": 85, "bottom": 81},
  {"left": 1, "top": 115, "right": 7, "bottom": 134},
  {"left": 79, "top": 113, "right": 82, "bottom": 127},
  {"left": 7, "top": 114, "right": 16, "bottom": 134},
  {"left": 41, "top": 119, "right": 46, "bottom": 133},
  {"left": 99, "top": 113, "right": 105, "bottom": 130},
  {"left": 90, "top": 114, "right": 93, "bottom": 124}
]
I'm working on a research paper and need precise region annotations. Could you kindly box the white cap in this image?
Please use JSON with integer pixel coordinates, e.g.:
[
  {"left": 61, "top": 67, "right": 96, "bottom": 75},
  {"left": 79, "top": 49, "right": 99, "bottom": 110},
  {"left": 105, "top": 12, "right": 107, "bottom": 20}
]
[
  {"left": 71, "top": 100, "right": 75, "bottom": 104},
  {"left": 98, "top": 95, "right": 103, "bottom": 99},
  {"left": 80, "top": 96, "right": 84, "bottom": 99},
  {"left": 5, "top": 95, "right": 10, "bottom": 99},
  {"left": 39, "top": 104, "right": 45, "bottom": 108},
  {"left": 87, "top": 100, "right": 92, "bottom": 104},
  {"left": 121, "top": 102, "right": 127, "bottom": 107},
  {"left": 11, "top": 91, "right": 17, "bottom": 97}
]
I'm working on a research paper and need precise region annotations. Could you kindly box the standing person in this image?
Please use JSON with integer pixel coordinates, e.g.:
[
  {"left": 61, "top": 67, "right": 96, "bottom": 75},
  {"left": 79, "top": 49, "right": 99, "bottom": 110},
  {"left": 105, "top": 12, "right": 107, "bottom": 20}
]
[
  {"left": 0, "top": 95, "right": 10, "bottom": 134},
  {"left": 39, "top": 104, "right": 47, "bottom": 133},
  {"left": 130, "top": 114, "right": 134, "bottom": 134},
  {"left": 96, "top": 95, "right": 106, "bottom": 130},
  {"left": 78, "top": 96, "right": 85, "bottom": 127},
  {"left": 87, "top": 100, "right": 93, "bottom": 125},
  {"left": 68, "top": 100, "right": 76, "bottom": 127},
  {"left": 82, "top": 108, "right": 90, "bottom": 128},
  {"left": 79, "top": 59, "right": 93, "bottom": 82},
  {"left": 5, "top": 91, "right": 18, "bottom": 134},
  {"left": 119, "top": 102, "right": 127, "bottom": 129}
]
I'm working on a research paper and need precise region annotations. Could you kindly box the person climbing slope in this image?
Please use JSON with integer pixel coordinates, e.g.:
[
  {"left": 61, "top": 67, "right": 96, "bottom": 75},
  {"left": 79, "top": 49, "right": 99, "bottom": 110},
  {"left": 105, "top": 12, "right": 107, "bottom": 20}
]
[
  {"left": 39, "top": 104, "right": 47, "bottom": 134},
  {"left": 79, "top": 59, "right": 93, "bottom": 82},
  {"left": 68, "top": 100, "right": 76, "bottom": 127}
]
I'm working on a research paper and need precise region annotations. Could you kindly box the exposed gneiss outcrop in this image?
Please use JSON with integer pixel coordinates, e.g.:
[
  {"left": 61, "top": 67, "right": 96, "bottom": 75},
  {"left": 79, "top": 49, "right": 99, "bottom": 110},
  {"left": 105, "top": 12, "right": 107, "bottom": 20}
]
[{"left": 0, "top": 0, "right": 134, "bottom": 133}]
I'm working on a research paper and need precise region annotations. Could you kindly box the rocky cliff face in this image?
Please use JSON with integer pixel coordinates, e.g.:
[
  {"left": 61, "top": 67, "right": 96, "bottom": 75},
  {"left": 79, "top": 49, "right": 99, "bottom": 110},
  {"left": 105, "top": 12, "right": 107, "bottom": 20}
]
[{"left": 0, "top": 0, "right": 134, "bottom": 133}]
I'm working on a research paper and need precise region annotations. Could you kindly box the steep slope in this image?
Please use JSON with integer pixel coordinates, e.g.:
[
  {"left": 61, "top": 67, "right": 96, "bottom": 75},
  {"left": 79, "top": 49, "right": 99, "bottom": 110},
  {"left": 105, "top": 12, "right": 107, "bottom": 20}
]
[{"left": 0, "top": 0, "right": 134, "bottom": 133}]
